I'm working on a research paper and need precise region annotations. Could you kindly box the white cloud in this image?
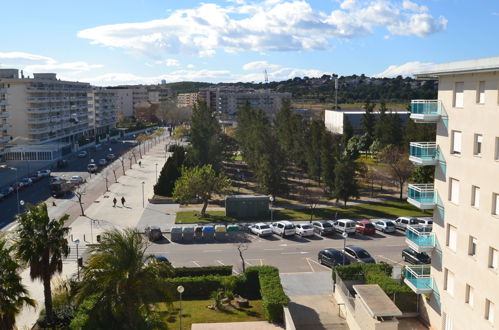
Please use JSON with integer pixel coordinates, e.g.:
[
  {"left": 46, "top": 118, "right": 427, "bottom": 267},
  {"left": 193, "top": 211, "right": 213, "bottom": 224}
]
[
  {"left": 187, "top": 64, "right": 195, "bottom": 68},
  {"left": 78, "top": 0, "right": 447, "bottom": 58},
  {"left": 165, "top": 58, "right": 180, "bottom": 67},
  {"left": 242, "top": 61, "right": 280, "bottom": 71},
  {"left": 0, "top": 52, "right": 55, "bottom": 64},
  {"left": 24, "top": 61, "right": 103, "bottom": 74},
  {"left": 374, "top": 61, "right": 435, "bottom": 77}
]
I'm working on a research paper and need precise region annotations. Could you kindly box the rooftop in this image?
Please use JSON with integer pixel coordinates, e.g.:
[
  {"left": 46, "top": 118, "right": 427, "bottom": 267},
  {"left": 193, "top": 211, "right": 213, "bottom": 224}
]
[
  {"left": 353, "top": 284, "right": 402, "bottom": 317},
  {"left": 415, "top": 56, "right": 499, "bottom": 78}
]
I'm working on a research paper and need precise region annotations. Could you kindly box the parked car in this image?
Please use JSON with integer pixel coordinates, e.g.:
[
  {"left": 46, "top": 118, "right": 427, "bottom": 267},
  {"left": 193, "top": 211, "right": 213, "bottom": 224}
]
[
  {"left": 402, "top": 248, "right": 431, "bottom": 265},
  {"left": 98, "top": 159, "right": 107, "bottom": 166},
  {"left": 50, "top": 180, "right": 74, "bottom": 197},
  {"left": 270, "top": 221, "right": 296, "bottom": 237},
  {"left": 0, "top": 187, "right": 14, "bottom": 200},
  {"left": 37, "top": 169, "right": 51, "bottom": 177},
  {"left": 318, "top": 249, "right": 350, "bottom": 267},
  {"left": 145, "top": 226, "right": 162, "bottom": 242},
  {"left": 312, "top": 221, "right": 334, "bottom": 236},
  {"left": 78, "top": 151, "right": 88, "bottom": 158},
  {"left": 373, "top": 219, "right": 396, "bottom": 233},
  {"left": 49, "top": 176, "right": 63, "bottom": 183},
  {"left": 29, "top": 174, "right": 42, "bottom": 183},
  {"left": 155, "top": 255, "right": 171, "bottom": 264},
  {"left": 12, "top": 182, "right": 25, "bottom": 192},
  {"left": 355, "top": 220, "right": 376, "bottom": 235},
  {"left": 394, "top": 217, "right": 420, "bottom": 231},
  {"left": 106, "top": 153, "right": 115, "bottom": 161},
  {"left": 20, "top": 178, "right": 33, "bottom": 186},
  {"left": 56, "top": 159, "right": 68, "bottom": 169},
  {"left": 249, "top": 223, "right": 273, "bottom": 237},
  {"left": 344, "top": 245, "right": 376, "bottom": 264},
  {"left": 87, "top": 163, "right": 98, "bottom": 173},
  {"left": 416, "top": 219, "right": 433, "bottom": 229},
  {"left": 331, "top": 219, "right": 357, "bottom": 235},
  {"left": 70, "top": 175, "right": 85, "bottom": 185},
  {"left": 295, "top": 223, "right": 315, "bottom": 237}
]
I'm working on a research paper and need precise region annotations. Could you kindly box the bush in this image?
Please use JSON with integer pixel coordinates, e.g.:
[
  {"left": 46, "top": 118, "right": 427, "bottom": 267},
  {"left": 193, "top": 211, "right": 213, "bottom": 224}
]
[
  {"left": 172, "top": 266, "right": 232, "bottom": 277},
  {"left": 165, "top": 275, "right": 245, "bottom": 299},
  {"left": 253, "top": 266, "right": 288, "bottom": 323},
  {"left": 154, "top": 146, "right": 185, "bottom": 197}
]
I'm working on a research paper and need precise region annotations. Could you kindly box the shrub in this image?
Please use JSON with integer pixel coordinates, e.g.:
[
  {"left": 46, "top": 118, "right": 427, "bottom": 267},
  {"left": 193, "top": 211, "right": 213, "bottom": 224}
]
[
  {"left": 172, "top": 266, "right": 232, "bottom": 278},
  {"left": 165, "top": 275, "right": 245, "bottom": 299},
  {"left": 253, "top": 266, "right": 288, "bottom": 323}
]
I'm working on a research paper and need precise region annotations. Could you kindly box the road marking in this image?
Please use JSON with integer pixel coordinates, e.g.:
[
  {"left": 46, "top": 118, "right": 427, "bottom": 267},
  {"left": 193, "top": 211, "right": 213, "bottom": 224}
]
[
  {"left": 377, "top": 255, "right": 403, "bottom": 265},
  {"left": 305, "top": 257, "right": 315, "bottom": 272},
  {"left": 281, "top": 251, "right": 309, "bottom": 255},
  {"left": 192, "top": 260, "right": 201, "bottom": 267},
  {"left": 386, "top": 244, "right": 403, "bottom": 247},
  {"left": 259, "top": 258, "right": 264, "bottom": 266},
  {"left": 216, "top": 260, "right": 225, "bottom": 266},
  {"left": 306, "top": 257, "right": 331, "bottom": 271},
  {"left": 264, "top": 248, "right": 283, "bottom": 251},
  {"left": 203, "top": 249, "right": 223, "bottom": 252},
  {"left": 244, "top": 260, "right": 253, "bottom": 266},
  {"left": 232, "top": 269, "right": 241, "bottom": 275}
]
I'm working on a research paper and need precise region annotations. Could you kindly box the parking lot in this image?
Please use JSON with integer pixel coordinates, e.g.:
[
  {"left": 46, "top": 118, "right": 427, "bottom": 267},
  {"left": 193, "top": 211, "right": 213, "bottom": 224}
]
[{"left": 146, "top": 225, "right": 411, "bottom": 274}]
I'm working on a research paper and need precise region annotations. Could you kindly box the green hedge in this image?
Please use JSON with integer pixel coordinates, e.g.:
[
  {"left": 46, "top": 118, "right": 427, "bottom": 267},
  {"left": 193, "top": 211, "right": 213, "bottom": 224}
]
[
  {"left": 253, "top": 266, "right": 288, "bottom": 323},
  {"left": 172, "top": 266, "right": 232, "bottom": 278},
  {"left": 165, "top": 275, "right": 245, "bottom": 299}
]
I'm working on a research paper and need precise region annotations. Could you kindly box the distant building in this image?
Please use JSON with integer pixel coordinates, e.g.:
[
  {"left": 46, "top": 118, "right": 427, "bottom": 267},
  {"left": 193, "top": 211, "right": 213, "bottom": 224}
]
[
  {"left": 0, "top": 69, "right": 91, "bottom": 161},
  {"left": 324, "top": 109, "right": 409, "bottom": 135},
  {"left": 147, "top": 85, "right": 171, "bottom": 103},
  {"left": 0, "top": 80, "right": 10, "bottom": 162},
  {"left": 88, "top": 88, "right": 117, "bottom": 136},
  {"left": 113, "top": 87, "right": 148, "bottom": 120},
  {"left": 177, "top": 93, "right": 198, "bottom": 108},
  {"left": 198, "top": 86, "right": 291, "bottom": 118},
  {"left": 134, "top": 102, "right": 159, "bottom": 123}
]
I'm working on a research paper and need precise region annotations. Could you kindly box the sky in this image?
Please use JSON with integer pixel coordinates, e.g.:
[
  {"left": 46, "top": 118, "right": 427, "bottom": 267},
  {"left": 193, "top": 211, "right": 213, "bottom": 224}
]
[{"left": 0, "top": 0, "right": 498, "bottom": 86}]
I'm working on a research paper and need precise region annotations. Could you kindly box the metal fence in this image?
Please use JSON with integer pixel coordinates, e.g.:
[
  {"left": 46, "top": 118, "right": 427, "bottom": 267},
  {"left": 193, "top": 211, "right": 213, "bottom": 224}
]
[{"left": 335, "top": 270, "right": 356, "bottom": 312}]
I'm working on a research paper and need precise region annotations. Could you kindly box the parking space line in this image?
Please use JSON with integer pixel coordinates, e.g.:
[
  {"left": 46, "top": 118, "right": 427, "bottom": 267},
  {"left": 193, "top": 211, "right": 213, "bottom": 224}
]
[
  {"left": 203, "top": 249, "right": 223, "bottom": 252},
  {"left": 244, "top": 260, "right": 253, "bottom": 266},
  {"left": 216, "top": 260, "right": 225, "bottom": 266},
  {"left": 259, "top": 258, "right": 263, "bottom": 266},
  {"left": 192, "top": 260, "right": 201, "bottom": 267},
  {"left": 305, "top": 257, "right": 315, "bottom": 272},
  {"left": 306, "top": 257, "right": 331, "bottom": 271},
  {"left": 264, "top": 248, "right": 283, "bottom": 251}
]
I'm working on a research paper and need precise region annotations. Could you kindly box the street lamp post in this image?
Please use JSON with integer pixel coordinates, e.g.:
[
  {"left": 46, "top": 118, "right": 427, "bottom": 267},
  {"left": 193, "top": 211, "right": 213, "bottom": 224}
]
[
  {"left": 75, "top": 239, "right": 80, "bottom": 280},
  {"left": 141, "top": 181, "right": 145, "bottom": 208},
  {"left": 177, "top": 285, "right": 184, "bottom": 330},
  {"left": 269, "top": 196, "right": 274, "bottom": 222},
  {"left": 342, "top": 232, "right": 348, "bottom": 266},
  {"left": 11, "top": 168, "right": 20, "bottom": 215},
  {"left": 20, "top": 200, "right": 25, "bottom": 214},
  {"left": 155, "top": 163, "right": 158, "bottom": 183}
]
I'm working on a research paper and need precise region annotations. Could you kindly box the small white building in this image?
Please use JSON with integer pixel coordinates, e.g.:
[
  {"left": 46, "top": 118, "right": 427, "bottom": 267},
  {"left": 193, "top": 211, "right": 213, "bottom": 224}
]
[{"left": 324, "top": 109, "right": 410, "bottom": 135}]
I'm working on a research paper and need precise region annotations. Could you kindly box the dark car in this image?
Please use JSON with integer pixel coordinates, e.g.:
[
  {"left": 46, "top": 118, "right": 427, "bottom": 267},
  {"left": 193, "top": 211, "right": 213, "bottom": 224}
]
[
  {"left": 20, "top": 178, "right": 33, "bottom": 186},
  {"left": 402, "top": 248, "right": 431, "bottom": 265},
  {"left": 12, "top": 182, "right": 25, "bottom": 192},
  {"left": 29, "top": 175, "right": 43, "bottom": 183},
  {"left": 155, "top": 255, "right": 171, "bottom": 264},
  {"left": 355, "top": 220, "right": 375, "bottom": 235},
  {"left": 344, "top": 245, "right": 376, "bottom": 264},
  {"left": 56, "top": 159, "right": 68, "bottom": 169},
  {"left": 312, "top": 221, "right": 334, "bottom": 236},
  {"left": 0, "top": 187, "right": 14, "bottom": 199},
  {"left": 318, "top": 249, "right": 350, "bottom": 267}
]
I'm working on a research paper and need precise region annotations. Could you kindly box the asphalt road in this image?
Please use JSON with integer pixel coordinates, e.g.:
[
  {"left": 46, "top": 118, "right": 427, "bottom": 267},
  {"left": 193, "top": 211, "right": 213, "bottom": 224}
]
[
  {"left": 0, "top": 140, "right": 135, "bottom": 229},
  {"left": 146, "top": 228, "right": 409, "bottom": 274}
]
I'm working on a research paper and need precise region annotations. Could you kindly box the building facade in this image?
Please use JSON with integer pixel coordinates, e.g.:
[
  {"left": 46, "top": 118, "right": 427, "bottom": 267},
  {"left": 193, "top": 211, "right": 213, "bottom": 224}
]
[
  {"left": 177, "top": 92, "right": 198, "bottom": 108},
  {"left": 114, "top": 87, "right": 149, "bottom": 120},
  {"left": 88, "top": 88, "right": 117, "bottom": 136},
  {"left": 198, "top": 86, "right": 291, "bottom": 118},
  {"left": 0, "top": 81, "right": 10, "bottom": 162},
  {"left": 0, "top": 69, "right": 91, "bottom": 161},
  {"left": 405, "top": 57, "right": 499, "bottom": 330},
  {"left": 148, "top": 85, "right": 171, "bottom": 103}
]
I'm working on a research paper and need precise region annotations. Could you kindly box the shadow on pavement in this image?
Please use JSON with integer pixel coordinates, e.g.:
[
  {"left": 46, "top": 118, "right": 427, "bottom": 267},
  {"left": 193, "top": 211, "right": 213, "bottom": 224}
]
[{"left": 287, "top": 301, "right": 326, "bottom": 330}]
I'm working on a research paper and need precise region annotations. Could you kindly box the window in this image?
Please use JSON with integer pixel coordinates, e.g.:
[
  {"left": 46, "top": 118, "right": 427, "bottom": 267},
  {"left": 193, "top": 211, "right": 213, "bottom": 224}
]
[
  {"left": 477, "top": 81, "right": 485, "bottom": 104},
  {"left": 446, "top": 224, "right": 457, "bottom": 252},
  {"left": 449, "top": 178, "right": 460, "bottom": 204},
  {"left": 474, "top": 134, "right": 483, "bottom": 156},
  {"left": 494, "top": 193, "right": 499, "bottom": 216},
  {"left": 465, "top": 284, "right": 474, "bottom": 307},
  {"left": 495, "top": 137, "right": 499, "bottom": 161},
  {"left": 471, "top": 186, "right": 480, "bottom": 208},
  {"left": 489, "top": 248, "right": 498, "bottom": 270},
  {"left": 454, "top": 82, "right": 464, "bottom": 107},
  {"left": 468, "top": 236, "right": 477, "bottom": 256},
  {"left": 485, "top": 299, "right": 495, "bottom": 323},
  {"left": 451, "top": 131, "right": 462, "bottom": 155},
  {"left": 444, "top": 268, "right": 455, "bottom": 296}
]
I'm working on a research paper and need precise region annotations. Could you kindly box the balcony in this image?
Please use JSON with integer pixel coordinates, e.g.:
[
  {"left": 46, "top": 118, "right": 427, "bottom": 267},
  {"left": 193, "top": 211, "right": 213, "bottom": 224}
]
[
  {"left": 404, "top": 265, "right": 433, "bottom": 294},
  {"left": 410, "top": 100, "right": 442, "bottom": 123},
  {"left": 0, "top": 111, "right": 8, "bottom": 119},
  {"left": 409, "top": 142, "right": 437, "bottom": 166},
  {"left": 0, "top": 135, "right": 10, "bottom": 144},
  {"left": 1, "top": 123, "right": 9, "bottom": 130},
  {"left": 0, "top": 99, "right": 7, "bottom": 106},
  {"left": 406, "top": 225, "right": 435, "bottom": 253},
  {"left": 407, "top": 184, "right": 435, "bottom": 210},
  {"left": 27, "top": 107, "right": 52, "bottom": 114}
]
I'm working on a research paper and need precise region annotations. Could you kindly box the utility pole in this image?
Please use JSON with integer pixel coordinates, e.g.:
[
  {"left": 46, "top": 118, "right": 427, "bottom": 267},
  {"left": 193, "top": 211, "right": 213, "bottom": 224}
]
[{"left": 334, "top": 77, "right": 339, "bottom": 110}]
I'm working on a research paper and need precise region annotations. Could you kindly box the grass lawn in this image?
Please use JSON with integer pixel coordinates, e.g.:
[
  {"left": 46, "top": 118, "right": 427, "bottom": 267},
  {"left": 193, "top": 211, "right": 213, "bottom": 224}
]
[
  {"left": 175, "top": 200, "right": 431, "bottom": 223},
  {"left": 156, "top": 299, "right": 265, "bottom": 329}
]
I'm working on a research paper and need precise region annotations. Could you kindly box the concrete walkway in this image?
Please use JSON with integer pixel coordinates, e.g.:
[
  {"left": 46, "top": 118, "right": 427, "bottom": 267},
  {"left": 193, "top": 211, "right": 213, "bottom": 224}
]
[{"left": 14, "top": 137, "right": 171, "bottom": 329}]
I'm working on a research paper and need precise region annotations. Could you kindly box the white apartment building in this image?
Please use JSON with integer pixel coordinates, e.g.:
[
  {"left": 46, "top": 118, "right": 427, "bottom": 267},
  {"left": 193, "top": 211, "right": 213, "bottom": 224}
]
[
  {"left": 0, "top": 81, "right": 10, "bottom": 162},
  {"left": 0, "top": 69, "right": 91, "bottom": 161},
  {"left": 405, "top": 57, "right": 499, "bottom": 330},
  {"left": 113, "top": 87, "right": 148, "bottom": 119},
  {"left": 88, "top": 88, "right": 117, "bottom": 136}
]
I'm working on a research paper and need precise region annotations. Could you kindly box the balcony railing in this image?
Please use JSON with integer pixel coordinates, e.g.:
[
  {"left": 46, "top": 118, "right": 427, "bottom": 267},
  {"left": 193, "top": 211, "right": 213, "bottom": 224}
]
[
  {"left": 0, "top": 135, "right": 10, "bottom": 144},
  {"left": 0, "top": 111, "right": 9, "bottom": 119},
  {"left": 409, "top": 142, "right": 437, "bottom": 166},
  {"left": 407, "top": 184, "right": 435, "bottom": 210},
  {"left": 404, "top": 265, "right": 433, "bottom": 294},
  {"left": 406, "top": 225, "right": 435, "bottom": 253},
  {"left": 410, "top": 100, "right": 442, "bottom": 123},
  {"left": 0, "top": 99, "right": 7, "bottom": 106}
]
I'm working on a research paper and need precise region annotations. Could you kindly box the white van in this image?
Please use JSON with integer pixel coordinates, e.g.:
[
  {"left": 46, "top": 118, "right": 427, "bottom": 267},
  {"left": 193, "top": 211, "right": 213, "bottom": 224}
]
[
  {"left": 270, "top": 221, "right": 296, "bottom": 237},
  {"left": 331, "top": 219, "right": 357, "bottom": 235}
]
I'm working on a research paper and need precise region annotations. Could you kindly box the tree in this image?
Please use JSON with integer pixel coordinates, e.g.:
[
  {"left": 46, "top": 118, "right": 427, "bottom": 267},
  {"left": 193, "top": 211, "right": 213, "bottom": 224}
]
[
  {"left": 374, "top": 101, "right": 388, "bottom": 145},
  {"left": 382, "top": 145, "right": 414, "bottom": 201},
  {"left": 411, "top": 166, "right": 435, "bottom": 184},
  {"left": 0, "top": 235, "right": 36, "bottom": 330},
  {"left": 362, "top": 99, "right": 376, "bottom": 147},
  {"left": 77, "top": 228, "right": 174, "bottom": 329},
  {"left": 14, "top": 203, "right": 69, "bottom": 326},
  {"left": 74, "top": 186, "right": 86, "bottom": 216},
  {"left": 173, "top": 164, "right": 231, "bottom": 217},
  {"left": 332, "top": 159, "right": 359, "bottom": 207},
  {"left": 119, "top": 157, "right": 126, "bottom": 175},
  {"left": 342, "top": 116, "right": 353, "bottom": 147},
  {"left": 154, "top": 146, "right": 185, "bottom": 197}
]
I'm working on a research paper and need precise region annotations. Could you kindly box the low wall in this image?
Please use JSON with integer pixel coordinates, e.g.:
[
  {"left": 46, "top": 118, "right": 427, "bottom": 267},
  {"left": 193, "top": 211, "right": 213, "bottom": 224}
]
[{"left": 283, "top": 306, "right": 296, "bottom": 330}]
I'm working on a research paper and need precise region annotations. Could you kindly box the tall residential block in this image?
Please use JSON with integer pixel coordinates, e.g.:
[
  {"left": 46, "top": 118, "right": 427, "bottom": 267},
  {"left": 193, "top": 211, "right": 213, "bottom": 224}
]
[
  {"left": 88, "top": 88, "right": 117, "bottom": 136},
  {"left": 0, "top": 80, "right": 10, "bottom": 162},
  {"left": 177, "top": 92, "right": 198, "bottom": 108},
  {"left": 404, "top": 57, "right": 499, "bottom": 330},
  {"left": 0, "top": 69, "right": 91, "bottom": 161}
]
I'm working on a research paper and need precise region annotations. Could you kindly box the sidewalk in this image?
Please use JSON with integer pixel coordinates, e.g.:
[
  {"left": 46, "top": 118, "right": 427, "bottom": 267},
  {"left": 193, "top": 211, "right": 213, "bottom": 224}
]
[{"left": 15, "top": 137, "right": 171, "bottom": 329}]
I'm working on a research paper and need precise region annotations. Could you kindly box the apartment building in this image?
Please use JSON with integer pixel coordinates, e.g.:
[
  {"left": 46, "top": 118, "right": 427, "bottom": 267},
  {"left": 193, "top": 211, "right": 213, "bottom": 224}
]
[
  {"left": 177, "top": 92, "right": 198, "bottom": 108},
  {"left": 0, "top": 69, "right": 91, "bottom": 161},
  {"left": 88, "top": 87, "right": 117, "bottom": 136},
  {"left": 198, "top": 86, "right": 291, "bottom": 118},
  {"left": 0, "top": 81, "right": 10, "bottom": 162},
  {"left": 148, "top": 85, "right": 171, "bottom": 103},
  {"left": 404, "top": 57, "right": 499, "bottom": 330},
  {"left": 113, "top": 87, "right": 149, "bottom": 120}
]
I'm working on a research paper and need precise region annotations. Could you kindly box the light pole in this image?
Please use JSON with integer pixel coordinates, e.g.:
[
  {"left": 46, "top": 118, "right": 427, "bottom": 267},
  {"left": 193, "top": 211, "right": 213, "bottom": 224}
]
[
  {"left": 11, "top": 167, "right": 20, "bottom": 215},
  {"left": 342, "top": 232, "right": 348, "bottom": 266},
  {"left": 141, "top": 181, "right": 145, "bottom": 208},
  {"left": 177, "top": 285, "right": 184, "bottom": 330},
  {"left": 155, "top": 163, "right": 158, "bottom": 183},
  {"left": 269, "top": 196, "right": 274, "bottom": 222},
  {"left": 75, "top": 239, "right": 80, "bottom": 280},
  {"left": 20, "top": 200, "right": 25, "bottom": 214}
]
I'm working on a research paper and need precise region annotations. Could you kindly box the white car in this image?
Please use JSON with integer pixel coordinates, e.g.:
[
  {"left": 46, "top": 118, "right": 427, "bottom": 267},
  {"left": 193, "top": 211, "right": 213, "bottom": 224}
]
[
  {"left": 270, "top": 221, "right": 296, "bottom": 237},
  {"left": 37, "top": 169, "right": 51, "bottom": 177},
  {"left": 330, "top": 219, "right": 357, "bottom": 235},
  {"left": 70, "top": 175, "right": 84, "bottom": 185},
  {"left": 295, "top": 223, "right": 315, "bottom": 237},
  {"left": 249, "top": 223, "right": 273, "bottom": 237}
]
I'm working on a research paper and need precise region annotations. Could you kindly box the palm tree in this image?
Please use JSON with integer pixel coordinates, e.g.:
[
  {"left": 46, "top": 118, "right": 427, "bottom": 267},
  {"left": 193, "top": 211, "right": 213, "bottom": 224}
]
[
  {"left": 14, "top": 203, "right": 69, "bottom": 326},
  {"left": 77, "top": 228, "right": 174, "bottom": 329},
  {"left": 0, "top": 235, "right": 36, "bottom": 330}
]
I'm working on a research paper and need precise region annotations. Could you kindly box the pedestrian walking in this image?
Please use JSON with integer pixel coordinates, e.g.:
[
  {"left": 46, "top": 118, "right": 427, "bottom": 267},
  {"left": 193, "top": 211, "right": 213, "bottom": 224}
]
[
  {"left": 113, "top": 197, "right": 117, "bottom": 207},
  {"left": 139, "top": 161, "right": 142, "bottom": 167},
  {"left": 121, "top": 196, "right": 126, "bottom": 207}
]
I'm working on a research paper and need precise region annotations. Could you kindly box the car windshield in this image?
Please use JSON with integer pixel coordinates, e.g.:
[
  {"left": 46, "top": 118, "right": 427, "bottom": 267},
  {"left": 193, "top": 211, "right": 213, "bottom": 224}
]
[
  {"left": 301, "top": 225, "right": 312, "bottom": 229},
  {"left": 365, "top": 223, "right": 374, "bottom": 228},
  {"left": 285, "top": 224, "right": 295, "bottom": 229},
  {"left": 357, "top": 250, "right": 371, "bottom": 258},
  {"left": 346, "top": 222, "right": 355, "bottom": 228},
  {"left": 260, "top": 225, "right": 270, "bottom": 229},
  {"left": 323, "top": 222, "right": 332, "bottom": 227},
  {"left": 386, "top": 221, "right": 395, "bottom": 226}
]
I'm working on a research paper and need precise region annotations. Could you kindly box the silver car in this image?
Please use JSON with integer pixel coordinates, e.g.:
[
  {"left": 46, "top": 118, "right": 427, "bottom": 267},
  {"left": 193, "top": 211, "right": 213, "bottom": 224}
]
[{"left": 373, "top": 219, "right": 396, "bottom": 233}]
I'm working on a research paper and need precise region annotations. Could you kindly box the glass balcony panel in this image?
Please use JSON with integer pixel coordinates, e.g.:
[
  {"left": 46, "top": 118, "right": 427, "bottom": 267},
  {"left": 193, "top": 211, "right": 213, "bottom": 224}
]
[
  {"left": 409, "top": 142, "right": 437, "bottom": 166},
  {"left": 404, "top": 265, "right": 433, "bottom": 294},
  {"left": 406, "top": 225, "right": 435, "bottom": 253},
  {"left": 410, "top": 100, "right": 442, "bottom": 122}
]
